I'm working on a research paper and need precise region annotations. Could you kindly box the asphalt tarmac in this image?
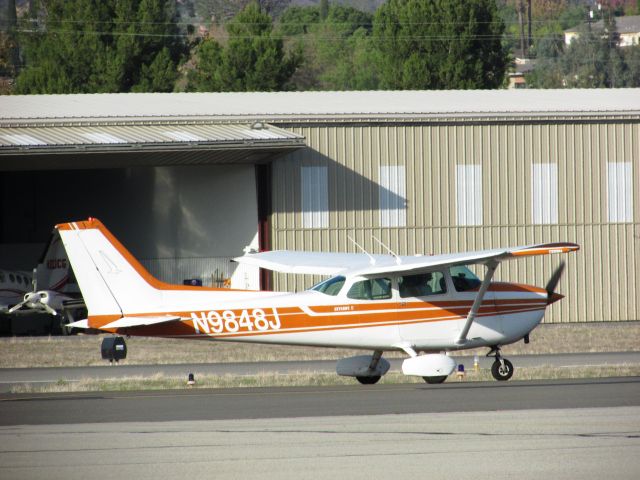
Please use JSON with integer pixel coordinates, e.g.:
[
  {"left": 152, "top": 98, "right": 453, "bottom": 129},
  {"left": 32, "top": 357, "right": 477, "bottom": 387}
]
[
  {"left": 1, "top": 377, "right": 638, "bottom": 425},
  {"left": 1, "top": 351, "right": 638, "bottom": 392},
  {"left": 1, "top": 379, "right": 639, "bottom": 480}
]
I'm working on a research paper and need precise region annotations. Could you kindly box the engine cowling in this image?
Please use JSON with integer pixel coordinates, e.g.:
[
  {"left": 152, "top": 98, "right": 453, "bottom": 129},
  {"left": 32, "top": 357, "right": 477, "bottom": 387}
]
[
  {"left": 402, "top": 354, "right": 456, "bottom": 378},
  {"left": 336, "top": 355, "right": 391, "bottom": 378}
]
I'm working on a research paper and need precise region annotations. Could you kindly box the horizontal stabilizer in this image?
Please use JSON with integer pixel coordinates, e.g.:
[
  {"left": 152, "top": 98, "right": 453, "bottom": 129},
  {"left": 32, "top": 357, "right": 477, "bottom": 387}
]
[
  {"left": 67, "top": 316, "right": 181, "bottom": 329},
  {"left": 67, "top": 319, "right": 90, "bottom": 329},
  {"left": 101, "top": 315, "right": 182, "bottom": 329}
]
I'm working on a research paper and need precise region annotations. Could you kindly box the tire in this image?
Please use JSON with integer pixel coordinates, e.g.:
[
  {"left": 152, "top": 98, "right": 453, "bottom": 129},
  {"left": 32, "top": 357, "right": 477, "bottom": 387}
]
[
  {"left": 356, "top": 375, "right": 381, "bottom": 385},
  {"left": 491, "top": 359, "right": 514, "bottom": 381},
  {"left": 422, "top": 375, "right": 448, "bottom": 384}
]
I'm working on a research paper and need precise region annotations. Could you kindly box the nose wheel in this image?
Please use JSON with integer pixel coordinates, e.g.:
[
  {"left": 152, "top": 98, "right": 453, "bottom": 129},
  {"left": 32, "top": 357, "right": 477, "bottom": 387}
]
[{"left": 487, "top": 347, "right": 514, "bottom": 381}]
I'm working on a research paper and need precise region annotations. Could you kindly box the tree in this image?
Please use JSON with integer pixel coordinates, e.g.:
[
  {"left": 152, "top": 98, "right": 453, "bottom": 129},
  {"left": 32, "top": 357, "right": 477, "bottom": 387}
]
[
  {"left": 372, "top": 0, "right": 507, "bottom": 90},
  {"left": 0, "top": 0, "right": 19, "bottom": 83},
  {"left": 195, "top": 0, "right": 290, "bottom": 21},
  {"left": 317, "top": 26, "right": 379, "bottom": 90},
  {"left": 526, "top": 8, "right": 638, "bottom": 88},
  {"left": 190, "top": 2, "right": 300, "bottom": 91},
  {"left": 14, "top": 0, "right": 185, "bottom": 94},
  {"left": 320, "top": 0, "right": 329, "bottom": 20},
  {"left": 327, "top": 4, "right": 372, "bottom": 35},
  {"left": 283, "top": 3, "right": 376, "bottom": 90},
  {"left": 277, "top": 5, "right": 320, "bottom": 36},
  {"left": 621, "top": 45, "right": 640, "bottom": 87}
]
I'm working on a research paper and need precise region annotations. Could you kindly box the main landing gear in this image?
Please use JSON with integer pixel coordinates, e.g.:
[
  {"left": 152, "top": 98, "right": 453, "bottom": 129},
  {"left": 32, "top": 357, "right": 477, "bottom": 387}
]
[
  {"left": 355, "top": 350, "right": 384, "bottom": 385},
  {"left": 487, "top": 346, "right": 514, "bottom": 381},
  {"left": 356, "top": 375, "right": 381, "bottom": 385}
]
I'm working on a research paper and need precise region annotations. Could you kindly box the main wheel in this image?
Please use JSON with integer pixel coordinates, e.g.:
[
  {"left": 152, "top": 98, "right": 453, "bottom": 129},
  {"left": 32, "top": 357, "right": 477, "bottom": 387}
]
[
  {"left": 356, "top": 375, "right": 381, "bottom": 385},
  {"left": 422, "top": 375, "right": 447, "bottom": 384},
  {"left": 491, "top": 358, "right": 514, "bottom": 381}
]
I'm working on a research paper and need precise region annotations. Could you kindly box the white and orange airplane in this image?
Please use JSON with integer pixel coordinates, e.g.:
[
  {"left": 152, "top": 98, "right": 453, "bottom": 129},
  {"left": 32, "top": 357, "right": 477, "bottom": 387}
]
[{"left": 63, "top": 218, "right": 578, "bottom": 384}]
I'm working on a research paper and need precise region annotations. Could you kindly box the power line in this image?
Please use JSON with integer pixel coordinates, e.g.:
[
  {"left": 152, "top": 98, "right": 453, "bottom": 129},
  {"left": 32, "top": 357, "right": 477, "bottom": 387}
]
[
  {"left": 13, "top": 28, "right": 610, "bottom": 43},
  {"left": 17, "top": 18, "right": 590, "bottom": 27}
]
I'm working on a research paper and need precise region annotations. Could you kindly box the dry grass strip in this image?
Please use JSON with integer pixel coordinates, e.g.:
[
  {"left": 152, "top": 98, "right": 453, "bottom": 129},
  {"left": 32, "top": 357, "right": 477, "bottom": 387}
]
[
  {"left": 9, "top": 365, "right": 640, "bottom": 394},
  {"left": 1, "top": 322, "right": 639, "bottom": 369}
]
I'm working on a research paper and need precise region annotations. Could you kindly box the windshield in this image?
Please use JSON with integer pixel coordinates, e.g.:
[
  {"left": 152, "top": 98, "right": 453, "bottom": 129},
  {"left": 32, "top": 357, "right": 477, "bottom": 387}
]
[
  {"left": 310, "top": 276, "right": 346, "bottom": 296},
  {"left": 449, "top": 265, "right": 482, "bottom": 291}
]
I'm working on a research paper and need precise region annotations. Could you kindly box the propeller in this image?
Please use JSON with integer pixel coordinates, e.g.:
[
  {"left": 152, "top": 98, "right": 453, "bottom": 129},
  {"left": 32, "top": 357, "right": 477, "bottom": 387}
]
[
  {"left": 8, "top": 291, "right": 59, "bottom": 316},
  {"left": 545, "top": 261, "right": 565, "bottom": 305}
]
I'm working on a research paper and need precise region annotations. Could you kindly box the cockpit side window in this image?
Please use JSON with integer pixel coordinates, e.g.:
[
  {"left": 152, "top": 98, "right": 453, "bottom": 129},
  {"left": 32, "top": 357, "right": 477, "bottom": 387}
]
[
  {"left": 399, "top": 271, "right": 446, "bottom": 298},
  {"left": 347, "top": 278, "right": 392, "bottom": 300},
  {"left": 311, "top": 276, "right": 346, "bottom": 296},
  {"left": 449, "top": 265, "right": 482, "bottom": 292}
]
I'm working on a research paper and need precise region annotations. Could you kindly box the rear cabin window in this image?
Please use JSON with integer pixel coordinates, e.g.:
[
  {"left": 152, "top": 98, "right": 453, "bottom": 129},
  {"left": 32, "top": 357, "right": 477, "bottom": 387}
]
[
  {"left": 311, "top": 276, "right": 345, "bottom": 296},
  {"left": 399, "top": 272, "right": 447, "bottom": 298},
  {"left": 347, "top": 278, "right": 392, "bottom": 300},
  {"left": 449, "top": 266, "right": 482, "bottom": 292}
]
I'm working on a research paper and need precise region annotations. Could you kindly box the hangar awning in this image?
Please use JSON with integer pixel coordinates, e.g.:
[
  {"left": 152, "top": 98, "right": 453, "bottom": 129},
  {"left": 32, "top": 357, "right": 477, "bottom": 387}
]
[{"left": 0, "top": 123, "right": 305, "bottom": 170}]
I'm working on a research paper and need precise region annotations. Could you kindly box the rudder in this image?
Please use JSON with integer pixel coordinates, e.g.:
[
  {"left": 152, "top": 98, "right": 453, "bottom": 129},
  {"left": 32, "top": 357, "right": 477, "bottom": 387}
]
[{"left": 56, "top": 219, "right": 162, "bottom": 325}]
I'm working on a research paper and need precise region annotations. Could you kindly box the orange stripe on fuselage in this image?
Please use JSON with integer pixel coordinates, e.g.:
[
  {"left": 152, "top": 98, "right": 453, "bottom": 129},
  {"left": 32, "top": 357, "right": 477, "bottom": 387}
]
[{"left": 91, "top": 294, "right": 548, "bottom": 337}]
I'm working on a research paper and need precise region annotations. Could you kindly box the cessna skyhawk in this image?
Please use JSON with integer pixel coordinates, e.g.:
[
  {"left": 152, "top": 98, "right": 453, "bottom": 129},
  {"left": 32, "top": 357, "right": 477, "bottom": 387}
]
[{"left": 63, "top": 218, "right": 578, "bottom": 384}]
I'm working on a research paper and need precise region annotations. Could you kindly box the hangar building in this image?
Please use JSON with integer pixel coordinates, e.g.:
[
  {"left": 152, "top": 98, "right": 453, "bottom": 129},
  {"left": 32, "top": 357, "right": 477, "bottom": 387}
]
[{"left": 1, "top": 89, "right": 639, "bottom": 323}]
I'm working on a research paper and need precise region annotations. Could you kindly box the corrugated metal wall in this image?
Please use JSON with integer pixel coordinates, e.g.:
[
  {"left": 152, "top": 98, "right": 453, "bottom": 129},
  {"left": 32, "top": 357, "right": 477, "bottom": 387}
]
[
  {"left": 271, "top": 119, "right": 640, "bottom": 323},
  {"left": 141, "top": 257, "right": 233, "bottom": 287}
]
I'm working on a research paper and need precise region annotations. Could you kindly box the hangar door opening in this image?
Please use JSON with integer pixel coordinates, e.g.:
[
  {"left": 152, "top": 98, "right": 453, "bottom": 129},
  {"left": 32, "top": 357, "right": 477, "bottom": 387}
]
[{"left": 0, "top": 164, "right": 261, "bottom": 290}]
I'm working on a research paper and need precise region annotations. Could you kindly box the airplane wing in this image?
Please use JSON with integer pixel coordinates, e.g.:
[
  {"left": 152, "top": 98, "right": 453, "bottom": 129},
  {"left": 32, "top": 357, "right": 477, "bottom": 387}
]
[
  {"left": 233, "top": 243, "right": 579, "bottom": 277},
  {"left": 232, "top": 251, "right": 400, "bottom": 275}
]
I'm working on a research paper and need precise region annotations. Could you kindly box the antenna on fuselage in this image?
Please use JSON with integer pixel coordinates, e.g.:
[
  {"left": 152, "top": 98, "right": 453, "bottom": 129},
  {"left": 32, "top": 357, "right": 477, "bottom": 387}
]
[
  {"left": 347, "top": 235, "right": 376, "bottom": 265},
  {"left": 372, "top": 236, "right": 402, "bottom": 265}
]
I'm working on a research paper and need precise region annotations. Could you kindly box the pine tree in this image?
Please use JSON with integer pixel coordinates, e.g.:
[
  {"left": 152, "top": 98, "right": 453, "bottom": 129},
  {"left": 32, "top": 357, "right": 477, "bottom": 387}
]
[
  {"left": 15, "top": 0, "right": 185, "bottom": 93},
  {"left": 372, "top": 0, "right": 507, "bottom": 90},
  {"left": 190, "top": 2, "right": 300, "bottom": 91}
]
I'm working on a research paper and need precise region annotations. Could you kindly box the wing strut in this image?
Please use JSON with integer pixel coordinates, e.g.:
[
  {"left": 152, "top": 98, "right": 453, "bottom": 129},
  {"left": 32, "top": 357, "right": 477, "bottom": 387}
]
[{"left": 456, "top": 260, "right": 499, "bottom": 345}]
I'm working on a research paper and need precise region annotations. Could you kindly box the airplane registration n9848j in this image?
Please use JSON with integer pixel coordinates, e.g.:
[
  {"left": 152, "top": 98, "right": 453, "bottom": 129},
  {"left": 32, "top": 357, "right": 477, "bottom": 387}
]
[{"left": 62, "top": 218, "right": 578, "bottom": 384}]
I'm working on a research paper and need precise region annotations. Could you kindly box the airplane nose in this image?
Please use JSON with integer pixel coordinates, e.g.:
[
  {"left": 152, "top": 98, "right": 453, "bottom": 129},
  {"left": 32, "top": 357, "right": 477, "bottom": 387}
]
[{"left": 548, "top": 292, "right": 564, "bottom": 305}]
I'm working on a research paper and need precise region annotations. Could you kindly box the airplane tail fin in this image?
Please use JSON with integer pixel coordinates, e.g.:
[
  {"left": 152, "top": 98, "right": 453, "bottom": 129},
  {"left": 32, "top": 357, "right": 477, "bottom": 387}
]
[{"left": 56, "top": 219, "right": 168, "bottom": 326}]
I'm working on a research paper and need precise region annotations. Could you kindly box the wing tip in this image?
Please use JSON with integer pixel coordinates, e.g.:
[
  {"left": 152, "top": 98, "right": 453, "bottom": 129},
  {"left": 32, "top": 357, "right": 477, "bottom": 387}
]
[{"left": 511, "top": 243, "right": 580, "bottom": 257}]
